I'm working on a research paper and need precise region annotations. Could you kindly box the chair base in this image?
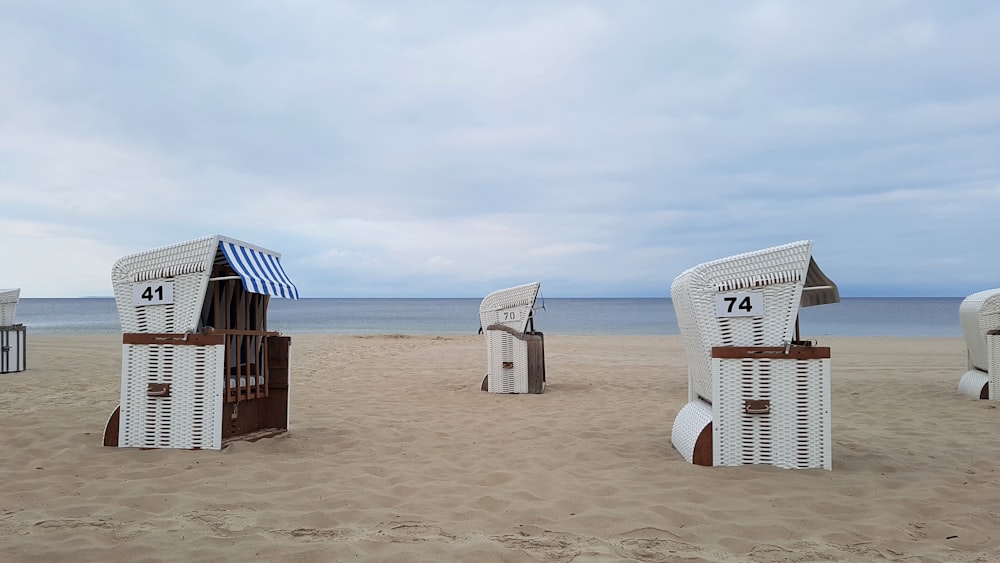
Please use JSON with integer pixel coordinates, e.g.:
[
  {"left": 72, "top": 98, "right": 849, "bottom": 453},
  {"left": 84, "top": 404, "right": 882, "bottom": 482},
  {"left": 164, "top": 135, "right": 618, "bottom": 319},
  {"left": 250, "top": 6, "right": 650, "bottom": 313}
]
[
  {"left": 671, "top": 400, "right": 714, "bottom": 466},
  {"left": 104, "top": 404, "right": 286, "bottom": 449},
  {"left": 958, "top": 370, "right": 989, "bottom": 399},
  {"left": 1, "top": 324, "right": 26, "bottom": 374},
  {"left": 709, "top": 350, "right": 832, "bottom": 470},
  {"left": 482, "top": 331, "right": 545, "bottom": 393},
  {"left": 108, "top": 336, "right": 291, "bottom": 450}
]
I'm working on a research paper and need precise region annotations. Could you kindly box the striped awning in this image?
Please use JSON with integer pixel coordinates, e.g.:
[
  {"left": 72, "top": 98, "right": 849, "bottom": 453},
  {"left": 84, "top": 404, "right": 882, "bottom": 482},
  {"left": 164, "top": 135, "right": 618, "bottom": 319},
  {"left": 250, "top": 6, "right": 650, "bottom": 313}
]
[{"left": 219, "top": 241, "right": 300, "bottom": 299}]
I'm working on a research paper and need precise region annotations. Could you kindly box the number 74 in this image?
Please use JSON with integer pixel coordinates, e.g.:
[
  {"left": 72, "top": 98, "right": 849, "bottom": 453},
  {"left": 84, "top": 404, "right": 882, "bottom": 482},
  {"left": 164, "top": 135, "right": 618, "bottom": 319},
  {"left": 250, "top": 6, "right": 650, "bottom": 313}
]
[{"left": 723, "top": 295, "right": 753, "bottom": 313}]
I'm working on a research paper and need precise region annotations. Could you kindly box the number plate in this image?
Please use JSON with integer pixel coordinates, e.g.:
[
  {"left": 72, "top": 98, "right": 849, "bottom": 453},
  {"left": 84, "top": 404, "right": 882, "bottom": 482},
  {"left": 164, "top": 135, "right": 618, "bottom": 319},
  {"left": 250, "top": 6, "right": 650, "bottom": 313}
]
[
  {"left": 132, "top": 282, "right": 175, "bottom": 306},
  {"left": 714, "top": 291, "right": 763, "bottom": 317},
  {"left": 500, "top": 310, "right": 526, "bottom": 322}
]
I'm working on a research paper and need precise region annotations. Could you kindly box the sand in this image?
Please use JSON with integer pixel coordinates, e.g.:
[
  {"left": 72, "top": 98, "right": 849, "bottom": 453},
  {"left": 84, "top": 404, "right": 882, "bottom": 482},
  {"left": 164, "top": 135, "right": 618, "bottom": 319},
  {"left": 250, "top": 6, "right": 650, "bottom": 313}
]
[{"left": 1, "top": 333, "right": 998, "bottom": 562}]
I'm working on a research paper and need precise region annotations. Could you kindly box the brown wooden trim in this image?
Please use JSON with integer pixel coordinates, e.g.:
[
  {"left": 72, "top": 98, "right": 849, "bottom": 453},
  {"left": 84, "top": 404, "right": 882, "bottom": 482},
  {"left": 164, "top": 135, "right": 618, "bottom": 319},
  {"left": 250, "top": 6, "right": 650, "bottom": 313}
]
[
  {"left": 222, "top": 428, "right": 287, "bottom": 447},
  {"left": 692, "top": 421, "right": 713, "bottom": 466},
  {"left": 711, "top": 345, "right": 831, "bottom": 359},
  {"left": 485, "top": 324, "right": 543, "bottom": 342},
  {"left": 123, "top": 333, "right": 225, "bottom": 345},
  {"left": 103, "top": 406, "right": 120, "bottom": 447},
  {"left": 486, "top": 324, "right": 524, "bottom": 339},
  {"left": 988, "top": 330, "right": 1000, "bottom": 336},
  {"left": 213, "top": 329, "right": 281, "bottom": 337}
]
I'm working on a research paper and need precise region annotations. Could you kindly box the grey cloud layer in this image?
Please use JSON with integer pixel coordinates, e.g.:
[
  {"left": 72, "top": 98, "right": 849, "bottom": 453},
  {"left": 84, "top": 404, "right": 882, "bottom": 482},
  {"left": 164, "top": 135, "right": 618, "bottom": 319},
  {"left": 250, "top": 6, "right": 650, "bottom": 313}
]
[{"left": 2, "top": 2, "right": 998, "bottom": 297}]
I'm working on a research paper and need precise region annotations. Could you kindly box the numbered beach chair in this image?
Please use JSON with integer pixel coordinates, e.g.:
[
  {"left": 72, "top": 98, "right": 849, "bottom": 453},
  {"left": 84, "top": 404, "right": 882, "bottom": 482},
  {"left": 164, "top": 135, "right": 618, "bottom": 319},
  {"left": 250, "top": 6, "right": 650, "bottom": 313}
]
[
  {"left": 102, "top": 235, "right": 299, "bottom": 450},
  {"left": 957, "top": 288, "right": 1000, "bottom": 400},
  {"left": 479, "top": 282, "right": 545, "bottom": 393},
  {"left": 670, "top": 241, "right": 840, "bottom": 469},
  {"left": 1, "top": 288, "right": 26, "bottom": 374}
]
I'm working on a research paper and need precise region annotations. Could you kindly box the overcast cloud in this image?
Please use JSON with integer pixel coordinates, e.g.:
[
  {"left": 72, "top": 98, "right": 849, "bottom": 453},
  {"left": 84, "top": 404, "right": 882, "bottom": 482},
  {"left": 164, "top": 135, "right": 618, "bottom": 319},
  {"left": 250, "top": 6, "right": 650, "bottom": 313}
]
[{"left": 2, "top": 1, "right": 998, "bottom": 298}]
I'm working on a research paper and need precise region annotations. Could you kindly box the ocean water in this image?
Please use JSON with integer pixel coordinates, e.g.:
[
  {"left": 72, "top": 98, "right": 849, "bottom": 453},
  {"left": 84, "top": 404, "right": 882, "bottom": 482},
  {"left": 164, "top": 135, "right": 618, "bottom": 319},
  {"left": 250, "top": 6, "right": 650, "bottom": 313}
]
[{"left": 12, "top": 297, "right": 964, "bottom": 337}]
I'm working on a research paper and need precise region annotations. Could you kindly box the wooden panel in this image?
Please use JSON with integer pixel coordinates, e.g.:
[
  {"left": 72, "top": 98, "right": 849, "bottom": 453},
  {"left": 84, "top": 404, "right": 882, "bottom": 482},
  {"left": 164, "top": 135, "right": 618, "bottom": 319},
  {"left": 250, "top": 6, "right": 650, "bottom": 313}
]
[
  {"left": 222, "top": 399, "right": 264, "bottom": 441},
  {"left": 527, "top": 332, "right": 545, "bottom": 394},
  {"left": 220, "top": 335, "right": 291, "bottom": 441},
  {"left": 262, "top": 336, "right": 290, "bottom": 430}
]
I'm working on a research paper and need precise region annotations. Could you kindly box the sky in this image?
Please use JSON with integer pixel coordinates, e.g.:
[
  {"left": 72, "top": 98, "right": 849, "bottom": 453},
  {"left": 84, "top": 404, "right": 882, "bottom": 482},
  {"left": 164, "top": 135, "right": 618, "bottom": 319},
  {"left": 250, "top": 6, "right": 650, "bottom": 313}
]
[{"left": 2, "top": 1, "right": 999, "bottom": 298}]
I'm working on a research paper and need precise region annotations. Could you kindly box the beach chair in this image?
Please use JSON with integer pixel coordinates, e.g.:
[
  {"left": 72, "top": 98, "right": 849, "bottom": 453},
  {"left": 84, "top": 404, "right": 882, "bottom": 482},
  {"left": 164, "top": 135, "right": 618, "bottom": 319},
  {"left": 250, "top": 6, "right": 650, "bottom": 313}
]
[
  {"left": 0, "top": 288, "right": 18, "bottom": 326},
  {"left": 670, "top": 241, "right": 840, "bottom": 469},
  {"left": 102, "top": 235, "right": 299, "bottom": 450},
  {"left": 479, "top": 282, "right": 545, "bottom": 393},
  {"left": 957, "top": 288, "right": 1000, "bottom": 400},
  {"left": 1, "top": 288, "right": 26, "bottom": 374}
]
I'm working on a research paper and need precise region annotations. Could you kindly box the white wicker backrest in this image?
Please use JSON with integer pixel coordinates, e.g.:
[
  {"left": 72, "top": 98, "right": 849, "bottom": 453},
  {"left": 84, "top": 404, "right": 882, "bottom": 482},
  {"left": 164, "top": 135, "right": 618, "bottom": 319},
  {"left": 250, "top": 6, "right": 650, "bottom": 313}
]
[
  {"left": 479, "top": 282, "right": 541, "bottom": 334},
  {"left": 112, "top": 236, "right": 219, "bottom": 333},
  {"left": 0, "top": 288, "right": 19, "bottom": 326},
  {"left": 113, "top": 235, "right": 296, "bottom": 334},
  {"left": 959, "top": 288, "right": 1000, "bottom": 372},
  {"left": 671, "top": 241, "right": 813, "bottom": 402}
]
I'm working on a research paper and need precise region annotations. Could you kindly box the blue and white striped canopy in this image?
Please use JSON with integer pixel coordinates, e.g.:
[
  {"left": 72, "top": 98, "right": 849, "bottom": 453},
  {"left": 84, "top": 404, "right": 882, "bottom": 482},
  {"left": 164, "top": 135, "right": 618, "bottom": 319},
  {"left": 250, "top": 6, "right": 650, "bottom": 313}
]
[{"left": 219, "top": 241, "right": 300, "bottom": 299}]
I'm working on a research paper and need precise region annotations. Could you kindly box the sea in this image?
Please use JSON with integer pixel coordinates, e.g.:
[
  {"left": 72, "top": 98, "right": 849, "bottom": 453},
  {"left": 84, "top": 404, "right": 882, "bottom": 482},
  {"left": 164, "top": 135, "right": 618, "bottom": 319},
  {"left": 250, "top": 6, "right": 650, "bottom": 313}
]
[{"left": 10, "top": 297, "right": 964, "bottom": 338}]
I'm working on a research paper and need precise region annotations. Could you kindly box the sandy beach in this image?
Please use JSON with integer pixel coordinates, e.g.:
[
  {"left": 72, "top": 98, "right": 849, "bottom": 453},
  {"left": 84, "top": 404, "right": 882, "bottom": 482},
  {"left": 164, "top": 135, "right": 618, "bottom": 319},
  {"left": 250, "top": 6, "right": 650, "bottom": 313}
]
[{"left": 1, "top": 334, "right": 997, "bottom": 562}]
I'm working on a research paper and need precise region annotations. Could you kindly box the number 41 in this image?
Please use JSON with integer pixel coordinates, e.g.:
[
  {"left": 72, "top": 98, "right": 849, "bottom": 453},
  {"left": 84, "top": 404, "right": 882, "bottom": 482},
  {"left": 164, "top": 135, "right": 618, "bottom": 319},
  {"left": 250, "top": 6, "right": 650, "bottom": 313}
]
[{"left": 141, "top": 285, "right": 164, "bottom": 301}]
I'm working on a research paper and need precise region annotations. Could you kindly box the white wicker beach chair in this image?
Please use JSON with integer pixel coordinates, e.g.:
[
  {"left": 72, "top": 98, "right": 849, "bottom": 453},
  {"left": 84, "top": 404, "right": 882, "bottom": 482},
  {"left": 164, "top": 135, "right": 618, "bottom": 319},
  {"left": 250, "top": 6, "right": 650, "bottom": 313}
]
[
  {"left": 670, "top": 241, "right": 839, "bottom": 470},
  {"left": 0, "top": 288, "right": 18, "bottom": 326},
  {"left": 479, "top": 282, "right": 545, "bottom": 393},
  {"left": 103, "top": 235, "right": 298, "bottom": 450},
  {"left": 0, "top": 288, "right": 26, "bottom": 374},
  {"left": 957, "top": 288, "right": 1000, "bottom": 400}
]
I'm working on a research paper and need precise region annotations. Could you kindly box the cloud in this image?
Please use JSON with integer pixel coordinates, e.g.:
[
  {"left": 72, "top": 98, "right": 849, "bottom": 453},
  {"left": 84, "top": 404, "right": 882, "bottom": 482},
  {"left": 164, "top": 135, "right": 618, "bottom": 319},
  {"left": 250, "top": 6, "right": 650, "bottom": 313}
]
[{"left": 2, "top": 1, "right": 999, "bottom": 297}]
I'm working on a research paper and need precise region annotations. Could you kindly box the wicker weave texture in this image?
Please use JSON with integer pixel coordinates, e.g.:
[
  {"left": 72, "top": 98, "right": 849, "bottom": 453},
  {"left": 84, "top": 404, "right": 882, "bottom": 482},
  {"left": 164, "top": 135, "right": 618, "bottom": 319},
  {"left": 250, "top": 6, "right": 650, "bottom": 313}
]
[
  {"left": 958, "top": 370, "right": 989, "bottom": 399},
  {"left": 671, "top": 400, "right": 714, "bottom": 463},
  {"left": 672, "top": 242, "right": 812, "bottom": 402},
  {"left": 485, "top": 330, "right": 528, "bottom": 393},
  {"left": 479, "top": 282, "right": 540, "bottom": 334},
  {"left": 112, "top": 236, "right": 218, "bottom": 333},
  {"left": 0, "top": 288, "right": 19, "bottom": 326},
  {"left": 712, "top": 357, "right": 831, "bottom": 470},
  {"left": 989, "top": 333, "right": 1000, "bottom": 401},
  {"left": 118, "top": 343, "right": 224, "bottom": 449},
  {"left": 959, "top": 288, "right": 1000, "bottom": 373}
]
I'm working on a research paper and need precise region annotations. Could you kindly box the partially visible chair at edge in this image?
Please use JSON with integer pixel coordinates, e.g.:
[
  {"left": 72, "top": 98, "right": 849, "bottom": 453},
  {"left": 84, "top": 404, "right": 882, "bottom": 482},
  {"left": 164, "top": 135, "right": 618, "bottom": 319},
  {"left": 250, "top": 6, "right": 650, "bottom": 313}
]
[
  {"left": 670, "top": 240, "right": 840, "bottom": 470},
  {"left": 1, "top": 288, "right": 26, "bottom": 374},
  {"left": 479, "top": 282, "right": 546, "bottom": 394},
  {"left": 102, "top": 235, "right": 299, "bottom": 450},
  {"left": 957, "top": 288, "right": 1000, "bottom": 400}
]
